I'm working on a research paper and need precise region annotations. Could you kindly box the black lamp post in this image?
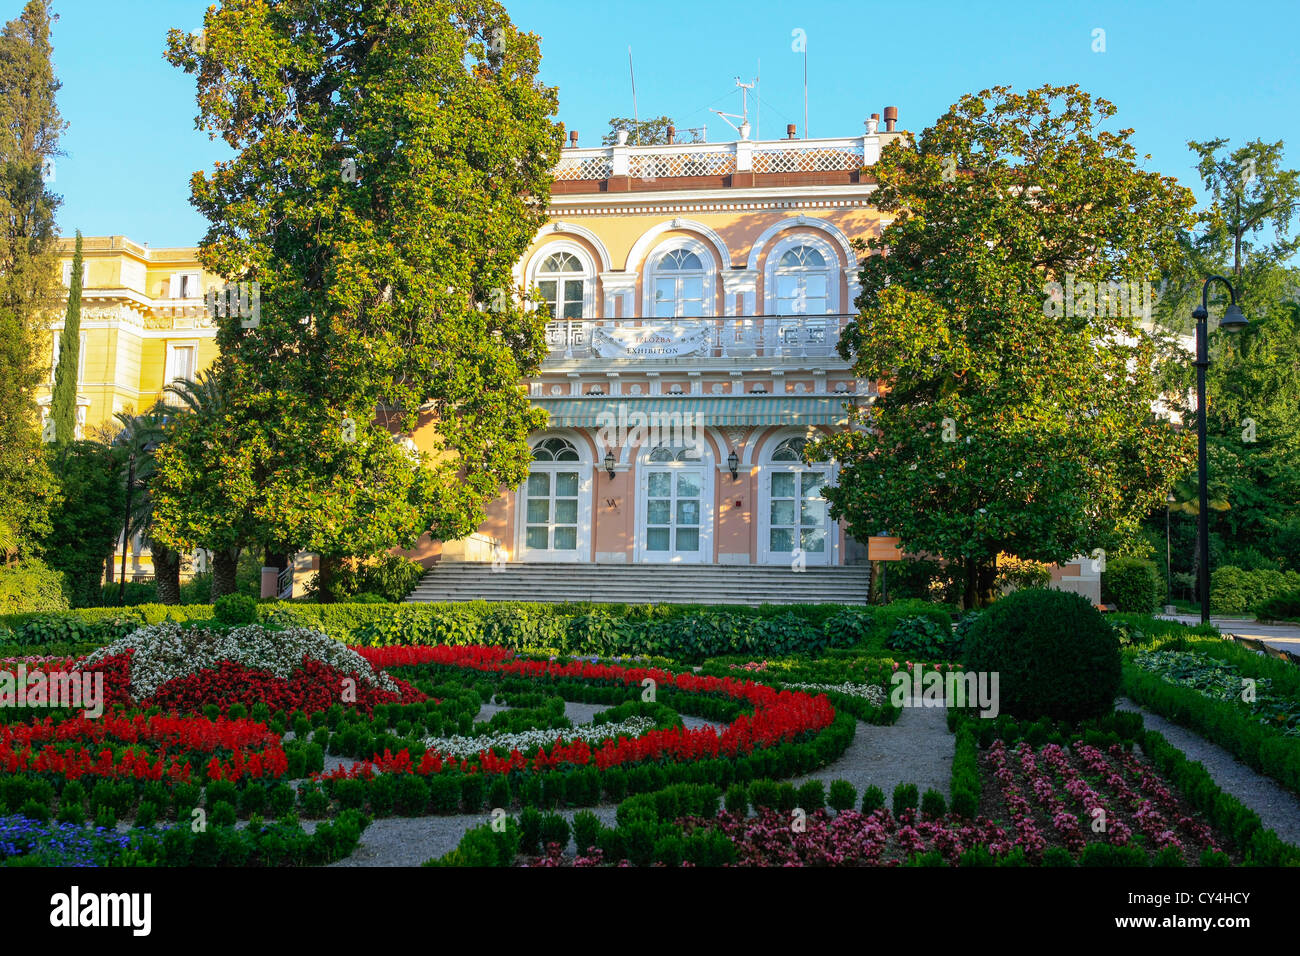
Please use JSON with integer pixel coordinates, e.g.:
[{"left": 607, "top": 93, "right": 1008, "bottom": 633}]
[
  {"left": 1165, "top": 492, "right": 1176, "bottom": 607},
  {"left": 1191, "top": 276, "right": 1248, "bottom": 624}
]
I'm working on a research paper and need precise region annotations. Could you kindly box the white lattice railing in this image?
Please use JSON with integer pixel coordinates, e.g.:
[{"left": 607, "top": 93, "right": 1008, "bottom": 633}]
[
  {"left": 539, "top": 314, "right": 852, "bottom": 362},
  {"left": 552, "top": 135, "right": 880, "bottom": 182}
]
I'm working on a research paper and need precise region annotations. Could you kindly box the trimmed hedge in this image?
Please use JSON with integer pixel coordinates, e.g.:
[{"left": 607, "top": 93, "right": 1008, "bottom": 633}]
[
  {"left": 1256, "top": 590, "right": 1300, "bottom": 622},
  {"left": 1211, "top": 566, "right": 1300, "bottom": 616},
  {"left": 1102, "top": 556, "right": 1161, "bottom": 613},
  {"left": 0, "top": 559, "right": 68, "bottom": 615},
  {"left": 1123, "top": 661, "right": 1300, "bottom": 794},
  {"left": 949, "top": 721, "right": 980, "bottom": 818}
]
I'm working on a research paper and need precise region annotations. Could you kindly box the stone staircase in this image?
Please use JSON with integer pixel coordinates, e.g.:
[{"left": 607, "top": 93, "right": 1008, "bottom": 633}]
[{"left": 405, "top": 562, "right": 871, "bottom": 606}]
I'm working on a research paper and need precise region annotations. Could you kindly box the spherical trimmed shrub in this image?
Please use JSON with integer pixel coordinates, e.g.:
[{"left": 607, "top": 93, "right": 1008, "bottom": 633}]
[{"left": 963, "top": 588, "right": 1121, "bottom": 723}]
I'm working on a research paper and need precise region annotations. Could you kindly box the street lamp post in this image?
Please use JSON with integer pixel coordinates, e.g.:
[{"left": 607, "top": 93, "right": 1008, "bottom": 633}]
[
  {"left": 118, "top": 450, "right": 137, "bottom": 607},
  {"left": 1165, "top": 491, "right": 1175, "bottom": 607},
  {"left": 1191, "top": 276, "right": 1248, "bottom": 624}
]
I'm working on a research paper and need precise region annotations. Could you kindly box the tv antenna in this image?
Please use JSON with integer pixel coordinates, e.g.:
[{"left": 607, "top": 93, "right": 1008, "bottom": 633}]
[{"left": 710, "top": 76, "right": 756, "bottom": 140}]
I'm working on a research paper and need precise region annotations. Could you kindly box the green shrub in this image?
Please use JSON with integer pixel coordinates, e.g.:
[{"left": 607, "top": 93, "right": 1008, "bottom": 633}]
[
  {"left": 920, "top": 789, "right": 946, "bottom": 819},
  {"left": 1103, "top": 556, "right": 1162, "bottom": 612},
  {"left": 724, "top": 784, "right": 748, "bottom": 816},
  {"left": 214, "top": 593, "right": 258, "bottom": 626},
  {"left": 795, "top": 780, "right": 825, "bottom": 812},
  {"left": 950, "top": 724, "right": 980, "bottom": 818},
  {"left": 827, "top": 780, "right": 857, "bottom": 813},
  {"left": 0, "top": 559, "right": 68, "bottom": 614},
  {"left": 861, "top": 785, "right": 885, "bottom": 814},
  {"left": 886, "top": 615, "right": 962, "bottom": 659},
  {"left": 964, "top": 588, "right": 1121, "bottom": 722},
  {"left": 1211, "top": 566, "right": 1300, "bottom": 616},
  {"left": 572, "top": 810, "right": 601, "bottom": 854},
  {"left": 1255, "top": 589, "right": 1300, "bottom": 622},
  {"left": 891, "top": 783, "right": 919, "bottom": 816},
  {"left": 518, "top": 807, "right": 543, "bottom": 855},
  {"left": 538, "top": 813, "right": 570, "bottom": 852}
]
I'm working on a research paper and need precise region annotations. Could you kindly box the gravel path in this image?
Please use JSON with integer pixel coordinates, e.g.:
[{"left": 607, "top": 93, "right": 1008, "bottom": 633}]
[
  {"left": 792, "top": 703, "right": 954, "bottom": 800},
  {"left": 1118, "top": 698, "right": 1300, "bottom": 847}
]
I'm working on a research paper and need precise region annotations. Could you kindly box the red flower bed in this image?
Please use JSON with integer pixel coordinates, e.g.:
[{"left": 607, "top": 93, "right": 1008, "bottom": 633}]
[
  {"left": 144, "top": 657, "right": 422, "bottom": 716},
  {"left": 0, "top": 713, "right": 287, "bottom": 784},
  {"left": 331, "top": 645, "right": 836, "bottom": 778}
]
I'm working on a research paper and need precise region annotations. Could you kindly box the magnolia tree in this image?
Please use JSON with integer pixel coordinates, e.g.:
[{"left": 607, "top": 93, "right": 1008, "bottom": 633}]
[
  {"left": 154, "top": 0, "right": 559, "bottom": 597},
  {"left": 813, "top": 85, "right": 1198, "bottom": 608}
]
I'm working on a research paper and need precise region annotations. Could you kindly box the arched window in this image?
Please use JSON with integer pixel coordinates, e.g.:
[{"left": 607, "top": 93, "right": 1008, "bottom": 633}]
[
  {"left": 536, "top": 252, "right": 586, "bottom": 321},
  {"left": 648, "top": 444, "right": 700, "bottom": 462},
  {"left": 652, "top": 248, "right": 706, "bottom": 318},
  {"left": 531, "top": 437, "right": 581, "bottom": 462},
  {"left": 521, "top": 436, "right": 590, "bottom": 559},
  {"left": 770, "top": 436, "right": 809, "bottom": 463},
  {"left": 775, "top": 245, "right": 829, "bottom": 316}
]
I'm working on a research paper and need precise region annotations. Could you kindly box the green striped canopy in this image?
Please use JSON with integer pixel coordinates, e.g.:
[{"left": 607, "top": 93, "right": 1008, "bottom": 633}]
[{"left": 530, "top": 395, "right": 857, "bottom": 428}]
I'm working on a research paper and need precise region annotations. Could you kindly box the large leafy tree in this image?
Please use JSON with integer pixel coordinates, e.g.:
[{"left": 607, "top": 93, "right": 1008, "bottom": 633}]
[
  {"left": 154, "top": 0, "right": 559, "bottom": 597},
  {"left": 0, "top": 0, "right": 63, "bottom": 558},
  {"left": 814, "top": 85, "right": 1197, "bottom": 608},
  {"left": 43, "top": 440, "right": 123, "bottom": 607},
  {"left": 602, "top": 115, "right": 677, "bottom": 146},
  {"left": 1150, "top": 138, "right": 1300, "bottom": 574},
  {"left": 49, "top": 228, "right": 81, "bottom": 443}
]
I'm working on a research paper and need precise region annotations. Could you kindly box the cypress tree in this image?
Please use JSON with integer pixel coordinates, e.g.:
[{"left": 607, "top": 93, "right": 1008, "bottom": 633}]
[
  {"left": 49, "top": 228, "right": 80, "bottom": 443},
  {"left": 0, "top": 0, "right": 65, "bottom": 558}
]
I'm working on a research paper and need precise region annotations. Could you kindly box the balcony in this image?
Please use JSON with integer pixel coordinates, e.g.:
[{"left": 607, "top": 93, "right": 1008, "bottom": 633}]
[{"left": 540, "top": 314, "right": 852, "bottom": 364}]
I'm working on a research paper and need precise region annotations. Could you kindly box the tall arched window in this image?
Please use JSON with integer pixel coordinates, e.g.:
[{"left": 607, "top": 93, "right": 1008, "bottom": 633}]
[
  {"left": 536, "top": 252, "right": 586, "bottom": 320},
  {"left": 520, "top": 436, "right": 590, "bottom": 561},
  {"left": 774, "top": 246, "right": 829, "bottom": 316},
  {"left": 759, "top": 434, "right": 835, "bottom": 566},
  {"left": 638, "top": 440, "right": 712, "bottom": 563},
  {"left": 652, "top": 249, "right": 706, "bottom": 318}
]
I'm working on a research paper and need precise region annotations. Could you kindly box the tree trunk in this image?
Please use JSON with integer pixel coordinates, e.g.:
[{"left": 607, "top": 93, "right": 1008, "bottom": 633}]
[
  {"left": 962, "top": 559, "right": 1000, "bottom": 609},
  {"left": 151, "top": 539, "right": 182, "bottom": 605},
  {"left": 211, "top": 548, "right": 239, "bottom": 600},
  {"left": 316, "top": 555, "right": 339, "bottom": 604},
  {"left": 976, "top": 561, "right": 999, "bottom": 608}
]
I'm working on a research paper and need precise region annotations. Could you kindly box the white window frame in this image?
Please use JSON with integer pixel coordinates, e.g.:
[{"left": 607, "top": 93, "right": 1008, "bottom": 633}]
[
  {"left": 171, "top": 271, "right": 202, "bottom": 299},
  {"left": 514, "top": 432, "right": 593, "bottom": 563},
  {"left": 756, "top": 430, "right": 837, "bottom": 567},
  {"left": 762, "top": 232, "right": 841, "bottom": 315},
  {"left": 51, "top": 329, "right": 86, "bottom": 385},
  {"left": 61, "top": 261, "right": 89, "bottom": 287},
  {"left": 642, "top": 237, "right": 717, "bottom": 318},
  {"left": 634, "top": 440, "right": 714, "bottom": 564},
  {"left": 164, "top": 340, "right": 200, "bottom": 386}
]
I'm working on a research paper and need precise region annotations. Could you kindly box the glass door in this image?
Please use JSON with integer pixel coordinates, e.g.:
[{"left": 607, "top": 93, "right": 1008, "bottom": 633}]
[
  {"left": 767, "top": 470, "right": 829, "bottom": 564},
  {"left": 643, "top": 468, "right": 704, "bottom": 562},
  {"left": 523, "top": 469, "right": 580, "bottom": 557}
]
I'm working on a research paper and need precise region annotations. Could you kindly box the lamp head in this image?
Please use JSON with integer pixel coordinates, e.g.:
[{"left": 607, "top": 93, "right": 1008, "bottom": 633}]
[
  {"left": 603, "top": 451, "right": 615, "bottom": 479},
  {"left": 1219, "top": 302, "right": 1248, "bottom": 331}
]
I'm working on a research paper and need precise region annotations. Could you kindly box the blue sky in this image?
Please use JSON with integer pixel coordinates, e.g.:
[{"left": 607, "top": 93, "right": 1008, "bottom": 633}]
[{"left": 46, "top": 0, "right": 1300, "bottom": 248}]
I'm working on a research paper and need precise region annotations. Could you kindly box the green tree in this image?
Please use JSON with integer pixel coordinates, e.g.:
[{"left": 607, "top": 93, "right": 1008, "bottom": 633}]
[
  {"left": 113, "top": 406, "right": 182, "bottom": 604},
  {"left": 49, "top": 228, "right": 81, "bottom": 444},
  {"left": 43, "top": 440, "right": 122, "bottom": 607},
  {"left": 1150, "top": 138, "right": 1300, "bottom": 574},
  {"left": 602, "top": 115, "right": 676, "bottom": 146},
  {"left": 0, "top": 0, "right": 63, "bottom": 558},
  {"left": 813, "top": 85, "right": 1198, "bottom": 608},
  {"left": 154, "top": 1, "right": 559, "bottom": 600}
]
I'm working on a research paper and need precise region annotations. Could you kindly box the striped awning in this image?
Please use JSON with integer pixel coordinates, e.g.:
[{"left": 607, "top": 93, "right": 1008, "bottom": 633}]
[{"left": 530, "top": 395, "right": 857, "bottom": 428}]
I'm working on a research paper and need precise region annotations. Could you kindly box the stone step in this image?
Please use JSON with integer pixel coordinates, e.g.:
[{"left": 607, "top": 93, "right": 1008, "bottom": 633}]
[{"left": 406, "top": 562, "right": 871, "bottom": 606}]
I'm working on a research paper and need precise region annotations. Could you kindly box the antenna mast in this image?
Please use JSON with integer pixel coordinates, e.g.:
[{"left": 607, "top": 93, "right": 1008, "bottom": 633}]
[
  {"left": 803, "top": 41, "right": 808, "bottom": 138},
  {"left": 628, "top": 47, "right": 639, "bottom": 144},
  {"left": 710, "top": 76, "right": 756, "bottom": 140}
]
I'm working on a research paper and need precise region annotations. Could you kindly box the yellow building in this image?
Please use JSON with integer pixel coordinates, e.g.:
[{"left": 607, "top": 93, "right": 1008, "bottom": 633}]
[{"left": 38, "top": 235, "right": 220, "bottom": 437}]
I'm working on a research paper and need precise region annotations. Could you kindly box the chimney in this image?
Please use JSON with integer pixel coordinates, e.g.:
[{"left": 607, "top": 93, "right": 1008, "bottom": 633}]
[
  {"left": 883, "top": 106, "right": 898, "bottom": 132},
  {"left": 568, "top": 130, "right": 579, "bottom": 148},
  {"left": 667, "top": 125, "right": 676, "bottom": 144},
  {"left": 786, "top": 123, "right": 797, "bottom": 139}
]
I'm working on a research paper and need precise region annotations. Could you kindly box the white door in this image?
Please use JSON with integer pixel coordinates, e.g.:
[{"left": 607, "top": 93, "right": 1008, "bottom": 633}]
[
  {"left": 765, "top": 468, "right": 831, "bottom": 566},
  {"left": 641, "top": 466, "right": 707, "bottom": 563}
]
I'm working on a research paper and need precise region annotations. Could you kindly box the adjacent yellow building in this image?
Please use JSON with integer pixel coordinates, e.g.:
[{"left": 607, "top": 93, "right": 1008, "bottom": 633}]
[{"left": 38, "top": 235, "right": 219, "bottom": 437}]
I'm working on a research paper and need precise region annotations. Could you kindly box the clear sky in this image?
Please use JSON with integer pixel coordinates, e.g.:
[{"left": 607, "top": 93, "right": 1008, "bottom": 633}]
[{"left": 45, "top": 0, "right": 1300, "bottom": 248}]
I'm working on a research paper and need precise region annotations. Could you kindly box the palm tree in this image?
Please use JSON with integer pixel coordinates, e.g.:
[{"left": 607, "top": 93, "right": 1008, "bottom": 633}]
[
  {"left": 161, "top": 370, "right": 242, "bottom": 599},
  {"left": 0, "top": 517, "right": 17, "bottom": 566},
  {"left": 112, "top": 407, "right": 181, "bottom": 603}
]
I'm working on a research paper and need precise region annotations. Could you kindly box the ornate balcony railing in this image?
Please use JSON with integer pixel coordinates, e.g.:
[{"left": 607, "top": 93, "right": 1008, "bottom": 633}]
[
  {"left": 552, "top": 135, "right": 887, "bottom": 184},
  {"left": 540, "top": 314, "right": 852, "bottom": 362}
]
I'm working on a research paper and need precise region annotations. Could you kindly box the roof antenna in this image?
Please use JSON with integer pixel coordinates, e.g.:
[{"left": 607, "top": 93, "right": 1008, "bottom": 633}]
[
  {"left": 803, "top": 39, "right": 808, "bottom": 138},
  {"left": 711, "top": 76, "right": 755, "bottom": 140},
  {"left": 628, "top": 47, "right": 639, "bottom": 145}
]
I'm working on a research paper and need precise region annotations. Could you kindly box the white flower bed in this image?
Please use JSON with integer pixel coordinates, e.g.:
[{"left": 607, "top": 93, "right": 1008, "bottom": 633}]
[
  {"left": 79, "top": 622, "right": 399, "bottom": 701},
  {"left": 786, "top": 681, "right": 887, "bottom": 706},
  {"left": 425, "top": 716, "right": 655, "bottom": 760}
]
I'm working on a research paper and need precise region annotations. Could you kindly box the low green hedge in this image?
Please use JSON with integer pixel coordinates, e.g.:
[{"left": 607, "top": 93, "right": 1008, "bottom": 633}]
[
  {"left": 1211, "top": 566, "right": 1300, "bottom": 616},
  {"left": 1123, "top": 661, "right": 1300, "bottom": 794},
  {"left": 1257, "top": 590, "right": 1300, "bottom": 622}
]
